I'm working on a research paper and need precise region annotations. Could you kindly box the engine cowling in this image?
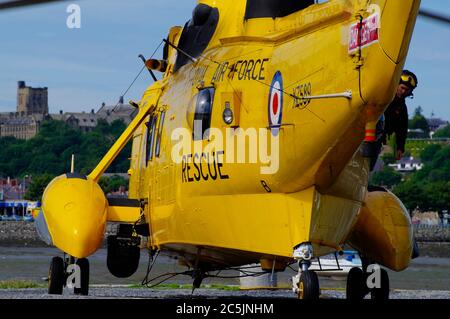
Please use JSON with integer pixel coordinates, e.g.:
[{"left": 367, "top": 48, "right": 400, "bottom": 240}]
[{"left": 347, "top": 189, "right": 414, "bottom": 271}]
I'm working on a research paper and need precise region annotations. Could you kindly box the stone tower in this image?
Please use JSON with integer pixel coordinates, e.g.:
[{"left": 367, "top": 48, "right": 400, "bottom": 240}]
[{"left": 17, "top": 81, "right": 48, "bottom": 115}]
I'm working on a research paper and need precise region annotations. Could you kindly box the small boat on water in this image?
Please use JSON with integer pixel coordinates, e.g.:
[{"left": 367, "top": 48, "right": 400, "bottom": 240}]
[
  {"left": 22, "top": 214, "right": 34, "bottom": 222},
  {"left": 310, "top": 251, "right": 362, "bottom": 277},
  {"left": 0, "top": 214, "right": 34, "bottom": 222}
]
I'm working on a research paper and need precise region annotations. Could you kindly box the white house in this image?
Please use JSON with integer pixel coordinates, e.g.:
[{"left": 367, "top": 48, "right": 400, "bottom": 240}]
[{"left": 389, "top": 157, "right": 424, "bottom": 172}]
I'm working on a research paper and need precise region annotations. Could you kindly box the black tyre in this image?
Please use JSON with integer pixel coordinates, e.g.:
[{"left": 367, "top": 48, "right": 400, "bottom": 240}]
[
  {"left": 298, "top": 270, "right": 320, "bottom": 300},
  {"left": 74, "top": 258, "right": 89, "bottom": 296},
  {"left": 346, "top": 267, "right": 366, "bottom": 300},
  {"left": 370, "top": 268, "right": 390, "bottom": 300},
  {"left": 48, "top": 256, "right": 64, "bottom": 295},
  {"left": 107, "top": 235, "right": 140, "bottom": 278}
]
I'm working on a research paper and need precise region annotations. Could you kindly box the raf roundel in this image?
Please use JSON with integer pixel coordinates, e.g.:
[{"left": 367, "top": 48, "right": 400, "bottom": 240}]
[{"left": 268, "top": 71, "right": 283, "bottom": 136}]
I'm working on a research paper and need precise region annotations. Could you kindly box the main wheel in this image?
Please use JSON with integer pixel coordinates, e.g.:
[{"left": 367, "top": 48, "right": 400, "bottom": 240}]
[
  {"left": 370, "top": 268, "right": 389, "bottom": 300},
  {"left": 74, "top": 258, "right": 89, "bottom": 296},
  {"left": 346, "top": 267, "right": 366, "bottom": 300},
  {"left": 298, "top": 270, "right": 320, "bottom": 300},
  {"left": 48, "top": 256, "right": 64, "bottom": 295}
]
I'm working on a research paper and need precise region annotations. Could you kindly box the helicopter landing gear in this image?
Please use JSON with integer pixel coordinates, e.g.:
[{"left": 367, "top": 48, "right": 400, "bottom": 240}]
[
  {"left": 192, "top": 269, "right": 205, "bottom": 292},
  {"left": 293, "top": 243, "right": 320, "bottom": 300},
  {"left": 346, "top": 256, "right": 390, "bottom": 300},
  {"left": 47, "top": 255, "right": 90, "bottom": 296},
  {"left": 48, "top": 256, "right": 64, "bottom": 295},
  {"left": 74, "top": 258, "right": 89, "bottom": 296},
  {"left": 298, "top": 269, "right": 320, "bottom": 300},
  {"left": 346, "top": 267, "right": 367, "bottom": 300},
  {"left": 370, "top": 268, "right": 389, "bottom": 300}
]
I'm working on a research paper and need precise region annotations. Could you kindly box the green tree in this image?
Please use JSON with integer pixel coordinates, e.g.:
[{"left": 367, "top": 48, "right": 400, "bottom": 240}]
[
  {"left": 24, "top": 174, "right": 55, "bottom": 201},
  {"left": 0, "top": 137, "right": 27, "bottom": 177},
  {"left": 0, "top": 119, "right": 132, "bottom": 180},
  {"left": 393, "top": 144, "right": 450, "bottom": 211},
  {"left": 98, "top": 175, "right": 128, "bottom": 195},
  {"left": 409, "top": 107, "right": 430, "bottom": 137},
  {"left": 420, "top": 144, "right": 442, "bottom": 162},
  {"left": 381, "top": 152, "right": 396, "bottom": 165},
  {"left": 434, "top": 125, "right": 450, "bottom": 138},
  {"left": 393, "top": 180, "right": 427, "bottom": 211},
  {"left": 424, "top": 181, "right": 450, "bottom": 212},
  {"left": 371, "top": 166, "right": 402, "bottom": 188}
]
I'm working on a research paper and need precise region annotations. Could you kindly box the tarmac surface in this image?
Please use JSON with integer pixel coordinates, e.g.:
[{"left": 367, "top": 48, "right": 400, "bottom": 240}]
[
  {"left": 1, "top": 246, "right": 449, "bottom": 300},
  {"left": 1, "top": 287, "right": 449, "bottom": 299}
]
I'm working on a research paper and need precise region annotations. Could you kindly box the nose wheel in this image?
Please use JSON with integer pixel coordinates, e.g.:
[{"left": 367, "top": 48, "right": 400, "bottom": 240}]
[
  {"left": 293, "top": 243, "right": 320, "bottom": 300},
  {"left": 48, "top": 257, "right": 65, "bottom": 295},
  {"left": 298, "top": 270, "right": 320, "bottom": 300},
  {"left": 47, "top": 255, "right": 90, "bottom": 296},
  {"left": 74, "top": 258, "right": 90, "bottom": 296}
]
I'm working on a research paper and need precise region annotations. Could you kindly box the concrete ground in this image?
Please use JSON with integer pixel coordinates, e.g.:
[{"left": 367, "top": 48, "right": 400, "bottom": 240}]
[{"left": 0, "top": 287, "right": 449, "bottom": 299}]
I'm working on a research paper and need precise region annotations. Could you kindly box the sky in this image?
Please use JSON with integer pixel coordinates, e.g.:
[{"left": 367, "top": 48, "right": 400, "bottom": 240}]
[{"left": 0, "top": 0, "right": 449, "bottom": 120}]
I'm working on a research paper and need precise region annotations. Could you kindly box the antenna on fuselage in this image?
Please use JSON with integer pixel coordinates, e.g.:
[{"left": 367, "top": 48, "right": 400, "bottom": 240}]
[
  {"left": 71, "top": 154, "right": 75, "bottom": 173},
  {"left": 162, "top": 39, "right": 198, "bottom": 64},
  {"left": 139, "top": 54, "right": 158, "bottom": 82}
]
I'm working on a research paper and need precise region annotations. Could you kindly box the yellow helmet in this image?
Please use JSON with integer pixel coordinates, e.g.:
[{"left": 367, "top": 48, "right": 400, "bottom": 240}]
[{"left": 400, "top": 70, "right": 418, "bottom": 89}]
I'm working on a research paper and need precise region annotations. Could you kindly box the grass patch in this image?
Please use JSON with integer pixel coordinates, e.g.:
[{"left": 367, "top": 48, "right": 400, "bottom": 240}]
[
  {"left": 208, "top": 284, "right": 240, "bottom": 291},
  {"left": 0, "top": 280, "right": 44, "bottom": 289}
]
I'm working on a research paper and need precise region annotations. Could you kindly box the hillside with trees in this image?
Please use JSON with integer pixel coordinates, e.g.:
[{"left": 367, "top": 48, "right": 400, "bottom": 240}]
[
  {"left": 372, "top": 144, "right": 450, "bottom": 212},
  {"left": 0, "top": 119, "right": 131, "bottom": 199},
  {"left": 434, "top": 125, "right": 450, "bottom": 138}
]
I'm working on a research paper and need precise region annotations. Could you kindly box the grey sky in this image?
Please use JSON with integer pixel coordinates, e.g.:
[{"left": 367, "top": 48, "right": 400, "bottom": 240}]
[{"left": 0, "top": 0, "right": 449, "bottom": 120}]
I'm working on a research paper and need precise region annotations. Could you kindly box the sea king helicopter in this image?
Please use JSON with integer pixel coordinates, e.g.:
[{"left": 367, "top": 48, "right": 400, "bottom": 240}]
[{"left": 3, "top": 0, "right": 449, "bottom": 299}]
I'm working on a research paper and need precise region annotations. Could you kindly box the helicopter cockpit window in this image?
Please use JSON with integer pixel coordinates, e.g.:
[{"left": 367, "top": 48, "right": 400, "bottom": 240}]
[
  {"left": 193, "top": 88, "right": 214, "bottom": 141},
  {"left": 245, "top": 0, "right": 315, "bottom": 19},
  {"left": 173, "top": 4, "right": 219, "bottom": 72},
  {"left": 155, "top": 111, "right": 166, "bottom": 158},
  {"left": 146, "top": 115, "right": 157, "bottom": 163}
]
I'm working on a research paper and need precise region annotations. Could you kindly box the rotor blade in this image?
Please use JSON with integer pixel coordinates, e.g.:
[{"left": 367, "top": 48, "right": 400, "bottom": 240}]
[
  {"left": 0, "top": 0, "right": 67, "bottom": 10},
  {"left": 419, "top": 9, "right": 450, "bottom": 25}
]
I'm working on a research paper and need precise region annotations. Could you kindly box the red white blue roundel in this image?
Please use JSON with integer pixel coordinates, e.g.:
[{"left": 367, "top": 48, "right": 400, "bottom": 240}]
[{"left": 268, "top": 71, "right": 283, "bottom": 136}]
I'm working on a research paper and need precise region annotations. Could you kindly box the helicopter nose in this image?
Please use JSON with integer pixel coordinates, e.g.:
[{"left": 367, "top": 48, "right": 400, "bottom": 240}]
[
  {"left": 40, "top": 174, "right": 108, "bottom": 258},
  {"left": 379, "top": 0, "right": 421, "bottom": 64},
  {"left": 358, "top": 0, "right": 420, "bottom": 108}
]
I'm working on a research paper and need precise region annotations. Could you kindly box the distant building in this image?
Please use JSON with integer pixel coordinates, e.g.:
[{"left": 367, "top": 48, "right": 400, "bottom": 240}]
[
  {"left": 407, "top": 128, "right": 427, "bottom": 139},
  {"left": 96, "top": 99, "right": 138, "bottom": 125},
  {"left": 427, "top": 118, "right": 449, "bottom": 133},
  {"left": 0, "top": 113, "right": 44, "bottom": 140},
  {"left": 0, "top": 81, "right": 48, "bottom": 140},
  {"left": 412, "top": 211, "right": 441, "bottom": 227},
  {"left": 51, "top": 110, "right": 99, "bottom": 133},
  {"left": 50, "top": 100, "right": 137, "bottom": 132},
  {"left": 389, "top": 157, "right": 424, "bottom": 172},
  {"left": 0, "top": 82, "right": 137, "bottom": 140},
  {"left": 17, "top": 81, "right": 48, "bottom": 115},
  {"left": 0, "top": 177, "right": 28, "bottom": 200}
]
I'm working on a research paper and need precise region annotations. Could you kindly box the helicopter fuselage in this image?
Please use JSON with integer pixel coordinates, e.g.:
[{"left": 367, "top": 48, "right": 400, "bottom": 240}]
[{"left": 125, "top": 0, "right": 419, "bottom": 270}]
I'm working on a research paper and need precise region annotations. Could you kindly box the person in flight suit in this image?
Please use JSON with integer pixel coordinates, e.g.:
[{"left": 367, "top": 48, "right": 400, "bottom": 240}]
[
  {"left": 382, "top": 70, "right": 418, "bottom": 160},
  {"left": 375, "top": 70, "right": 421, "bottom": 259}
]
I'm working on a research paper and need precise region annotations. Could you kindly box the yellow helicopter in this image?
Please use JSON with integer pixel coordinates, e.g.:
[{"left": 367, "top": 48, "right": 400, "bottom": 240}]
[{"left": 3, "top": 0, "right": 449, "bottom": 299}]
